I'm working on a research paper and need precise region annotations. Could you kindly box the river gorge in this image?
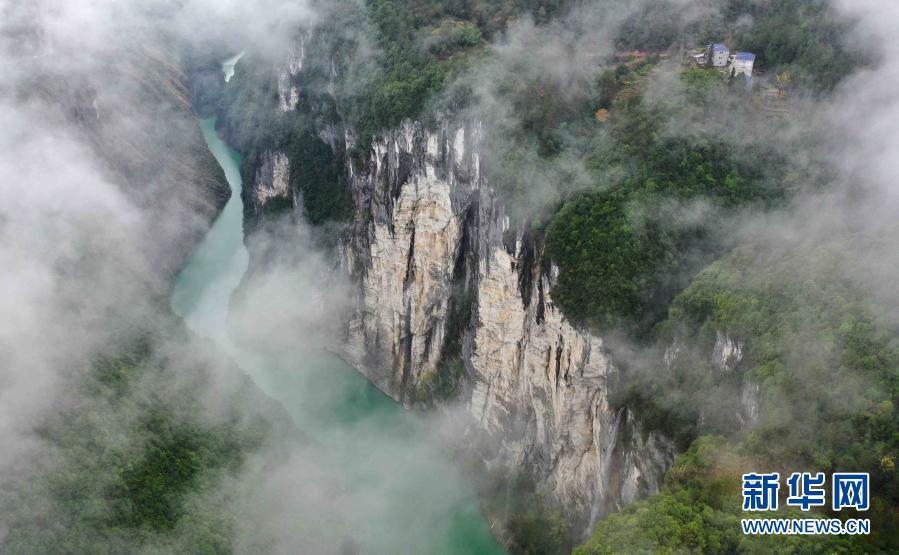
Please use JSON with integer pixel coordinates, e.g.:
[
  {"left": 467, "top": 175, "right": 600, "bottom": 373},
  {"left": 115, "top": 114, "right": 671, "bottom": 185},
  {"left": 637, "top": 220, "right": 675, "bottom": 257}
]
[
  {"left": 170, "top": 116, "right": 502, "bottom": 553},
  {"left": 3, "top": 1, "right": 895, "bottom": 553}
]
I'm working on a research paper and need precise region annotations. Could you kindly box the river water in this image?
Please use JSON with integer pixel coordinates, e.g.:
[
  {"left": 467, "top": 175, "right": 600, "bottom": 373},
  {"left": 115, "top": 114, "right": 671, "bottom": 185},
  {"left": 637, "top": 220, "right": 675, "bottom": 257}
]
[{"left": 170, "top": 118, "right": 503, "bottom": 554}]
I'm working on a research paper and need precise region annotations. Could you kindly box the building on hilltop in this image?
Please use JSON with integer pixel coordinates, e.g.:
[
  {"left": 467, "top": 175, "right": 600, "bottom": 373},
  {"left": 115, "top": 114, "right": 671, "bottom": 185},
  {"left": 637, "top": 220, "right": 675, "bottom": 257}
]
[
  {"left": 709, "top": 43, "right": 730, "bottom": 67},
  {"left": 731, "top": 51, "right": 756, "bottom": 78}
]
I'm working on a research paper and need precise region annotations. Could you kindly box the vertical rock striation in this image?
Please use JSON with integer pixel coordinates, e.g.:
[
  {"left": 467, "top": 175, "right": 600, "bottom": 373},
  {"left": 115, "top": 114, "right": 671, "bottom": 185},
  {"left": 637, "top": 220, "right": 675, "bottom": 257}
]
[
  {"left": 242, "top": 101, "right": 674, "bottom": 535},
  {"left": 278, "top": 34, "right": 307, "bottom": 113}
]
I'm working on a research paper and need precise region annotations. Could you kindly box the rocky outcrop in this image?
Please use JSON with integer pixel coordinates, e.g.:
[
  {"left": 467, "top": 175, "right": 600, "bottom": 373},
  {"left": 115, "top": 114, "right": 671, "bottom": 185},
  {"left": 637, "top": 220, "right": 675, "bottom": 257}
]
[
  {"left": 465, "top": 241, "right": 672, "bottom": 533},
  {"left": 278, "top": 35, "right": 308, "bottom": 112},
  {"left": 248, "top": 150, "right": 291, "bottom": 215},
  {"left": 243, "top": 107, "right": 673, "bottom": 535},
  {"left": 337, "top": 123, "right": 471, "bottom": 394},
  {"left": 712, "top": 330, "right": 743, "bottom": 372},
  {"left": 220, "top": 22, "right": 676, "bottom": 537}
]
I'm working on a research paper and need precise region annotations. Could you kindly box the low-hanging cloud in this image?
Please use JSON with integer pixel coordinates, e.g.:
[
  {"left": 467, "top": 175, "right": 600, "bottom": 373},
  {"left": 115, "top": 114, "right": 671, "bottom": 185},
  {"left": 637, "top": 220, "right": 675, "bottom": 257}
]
[
  {"left": 0, "top": 0, "right": 321, "bottom": 547},
  {"left": 441, "top": 0, "right": 725, "bottom": 218},
  {"left": 2, "top": 1, "right": 501, "bottom": 552}
]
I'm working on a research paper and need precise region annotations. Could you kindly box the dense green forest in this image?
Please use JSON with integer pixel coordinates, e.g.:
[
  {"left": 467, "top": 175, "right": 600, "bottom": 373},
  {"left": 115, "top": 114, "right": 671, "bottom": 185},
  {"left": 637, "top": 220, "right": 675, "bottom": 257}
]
[
  {"left": 538, "top": 0, "right": 858, "bottom": 336},
  {"left": 581, "top": 236, "right": 899, "bottom": 553},
  {"left": 547, "top": 132, "right": 785, "bottom": 336}
]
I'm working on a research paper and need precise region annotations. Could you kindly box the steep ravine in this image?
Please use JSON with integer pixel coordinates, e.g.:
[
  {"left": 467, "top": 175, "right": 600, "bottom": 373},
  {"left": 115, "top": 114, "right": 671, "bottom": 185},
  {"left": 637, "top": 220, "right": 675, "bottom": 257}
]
[
  {"left": 224, "top": 37, "right": 676, "bottom": 540},
  {"left": 35, "top": 33, "right": 232, "bottom": 287},
  {"left": 245, "top": 117, "right": 676, "bottom": 540},
  {"left": 173, "top": 106, "right": 503, "bottom": 551}
]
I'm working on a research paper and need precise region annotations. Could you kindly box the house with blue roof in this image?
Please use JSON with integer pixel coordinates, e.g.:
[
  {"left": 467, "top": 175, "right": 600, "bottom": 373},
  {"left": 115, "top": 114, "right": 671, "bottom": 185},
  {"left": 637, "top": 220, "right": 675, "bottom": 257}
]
[
  {"left": 709, "top": 43, "right": 730, "bottom": 67},
  {"left": 731, "top": 51, "right": 756, "bottom": 77}
]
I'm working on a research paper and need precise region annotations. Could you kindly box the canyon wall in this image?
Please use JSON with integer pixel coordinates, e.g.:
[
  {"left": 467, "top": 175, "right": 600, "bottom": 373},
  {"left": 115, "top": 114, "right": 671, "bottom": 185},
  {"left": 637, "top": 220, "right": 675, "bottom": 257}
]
[
  {"left": 234, "top": 37, "right": 676, "bottom": 531},
  {"left": 16, "top": 17, "right": 231, "bottom": 286}
]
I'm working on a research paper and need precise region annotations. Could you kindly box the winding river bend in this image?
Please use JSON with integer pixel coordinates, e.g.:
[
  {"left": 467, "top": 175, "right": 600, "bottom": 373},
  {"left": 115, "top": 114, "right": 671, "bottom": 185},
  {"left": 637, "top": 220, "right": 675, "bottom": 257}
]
[{"left": 171, "top": 118, "right": 503, "bottom": 553}]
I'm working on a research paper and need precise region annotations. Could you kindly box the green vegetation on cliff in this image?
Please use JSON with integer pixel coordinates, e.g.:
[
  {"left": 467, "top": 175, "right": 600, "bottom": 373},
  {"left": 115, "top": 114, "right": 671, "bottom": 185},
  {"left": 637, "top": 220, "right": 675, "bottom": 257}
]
[
  {"left": 207, "top": 0, "right": 580, "bottom": 227},
  {"left": 670, "top": 240, "right": 898, "bottom": 496},
  {"left": 591, "top": 234, "right": 899, "bottom": 553},
  {"left": 548, "top": 129, "right": 783, "bottom": 335},
  {"left": 352, "top": 0, "right": 572, "bottom": 141},
  {"left": 543, "top": 0, "right": 862, "bottom": 335},
  {"left": 577, "top": 437, "right": 882, "bottom": 554}
]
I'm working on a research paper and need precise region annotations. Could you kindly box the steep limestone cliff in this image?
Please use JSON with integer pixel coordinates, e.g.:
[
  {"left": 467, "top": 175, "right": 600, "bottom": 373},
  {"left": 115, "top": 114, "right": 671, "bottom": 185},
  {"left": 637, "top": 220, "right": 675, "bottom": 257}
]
[
  {"left": 238, "top": 96, "right": 674, "bottom": 535},
  {"left": 277, "top": 34, "right": 308, "bottom": 113},
  {"left": 248, "top": 149, "right": 292, "bottom": 218},
  {"left": 198, "top": 14, "right": 678, "bottom": 537}
]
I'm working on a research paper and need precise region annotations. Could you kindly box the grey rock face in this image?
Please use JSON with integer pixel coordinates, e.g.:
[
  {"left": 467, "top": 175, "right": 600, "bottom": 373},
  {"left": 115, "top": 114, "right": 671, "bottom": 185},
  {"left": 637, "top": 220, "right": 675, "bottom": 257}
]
[
  {"left": 278, "top": 35, "right": 307, "bottom": 112},
  {"left": 233, "top": 36, "right": 675, "bottom": 539},
  {"left": 266, "top": 116, "right": 673, "bottom": 535},
  {"left": 249, "top": 150, "right": 291, "bottom": 216},
  {"left": 337, "top": 121, "right": 473, "bottom": 395},
  {"left": 712, "top": 330, "right": 744, "bottom": 372}
]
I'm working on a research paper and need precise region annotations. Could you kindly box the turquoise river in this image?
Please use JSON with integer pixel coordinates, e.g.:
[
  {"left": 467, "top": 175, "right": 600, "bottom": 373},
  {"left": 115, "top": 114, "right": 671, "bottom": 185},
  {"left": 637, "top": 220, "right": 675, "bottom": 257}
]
[{"left": 170, "top": 117, "right": 504, "bottom": 554}]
